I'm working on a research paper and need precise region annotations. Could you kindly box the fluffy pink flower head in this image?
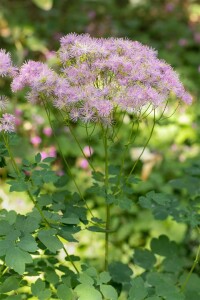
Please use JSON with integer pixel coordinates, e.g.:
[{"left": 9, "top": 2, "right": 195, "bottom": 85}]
[
  {"left": 55, "top": 34, "right": 192, "bottom": 123},
  {"left": 9, "top": 33, "right": 192, "bottom": 124},
  {"left": 0, "top": 113, "right": 15, "bottom": 133},
  {"left": 0, "top": 50, "right": 17, "bottom": 77},
  {"left": 11, "top": 61, "right": 58, "bottom": 97}
]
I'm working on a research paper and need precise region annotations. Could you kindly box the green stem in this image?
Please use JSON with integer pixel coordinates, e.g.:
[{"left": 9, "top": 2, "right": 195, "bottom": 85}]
[
  {"left": 105, "top": 204, "right": 110, "bottom": 271},
  {"left": 180, "top": 244, "right": 200, "bottom": 292},
  {"left": 2, "top": 266, "right": 9, "bottom": 276},
  {"left": 27, "top": 190, "right": 50, "bottom": 228},
  {"left": 2, "top": 133, "right": 20, "bottom": 176},
  {"left": 126, "top": 109, "right": 156, "bottom": 182},
  {"left": 68, "top": 123, "right": 96, "bottom": 172},
  {"left": 56, "top": 107, "right": 96, "bottom": 172},
  {"left": 114, "top": 118, "right": 140, "bottom": 195},
  {"left": 103, "top": 127, "right": 110, "bottom": 270},
  {"left": 57, "top": 236, "right": 79, "bottom": 273},
  {"left": 42, "top": 101, "right": 95, "bottom": 218}
]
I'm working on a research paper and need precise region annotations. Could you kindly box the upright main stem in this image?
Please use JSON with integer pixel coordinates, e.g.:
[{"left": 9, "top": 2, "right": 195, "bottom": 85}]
[{"left": 103, "top": 128, "right": 110, "bottom": 270}]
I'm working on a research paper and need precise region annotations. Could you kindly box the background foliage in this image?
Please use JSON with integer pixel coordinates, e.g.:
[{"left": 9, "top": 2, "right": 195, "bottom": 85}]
[{"left": 0, "top": 0, "right": 200, "bottom": 299}]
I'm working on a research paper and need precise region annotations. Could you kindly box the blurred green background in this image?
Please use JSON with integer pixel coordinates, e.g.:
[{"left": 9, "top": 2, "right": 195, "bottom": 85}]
[{"left": 0, "top": 0, "right": 200, "bottom": 275}]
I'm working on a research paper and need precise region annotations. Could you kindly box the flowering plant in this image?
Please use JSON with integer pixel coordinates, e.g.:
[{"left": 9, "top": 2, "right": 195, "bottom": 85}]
[{"left": 0, "top": 35, "right": 197, "bottom": 299}]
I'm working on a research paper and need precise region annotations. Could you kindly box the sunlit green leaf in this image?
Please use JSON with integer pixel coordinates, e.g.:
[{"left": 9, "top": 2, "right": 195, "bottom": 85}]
[
  {"left": 75, "top": 284, "right": 102, "bottom": 300},
  {"left": 32, "top": 0, "right": 53, "bottom": 11}
]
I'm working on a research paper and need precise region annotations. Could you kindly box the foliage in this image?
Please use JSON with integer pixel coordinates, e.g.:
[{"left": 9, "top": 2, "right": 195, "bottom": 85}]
[
  {"left": 0, "top": 129, "right": 200, "bottom": 299},
  {"left": 0, "top": 0, "right": 200, "bottom": 299}
]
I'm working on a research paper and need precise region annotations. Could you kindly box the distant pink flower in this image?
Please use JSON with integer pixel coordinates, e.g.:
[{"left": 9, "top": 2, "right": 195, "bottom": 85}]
[
  {"left": 88, "top": 10, "right": 96, "bottom": 19},
  {"left": 30, "top": 136, "right": 42, "bottom": 146},
  {"left": 34, "top": 115, "right": 44, "bottom": 125},
  {"left": 49, "top": 146, "right": 56, "bottom": 157},
  {"left": 15, "top": 108, "right": 23, "bottom": 116},
  {"left": 43, "top": 127, "right": 52, "bottom": 137},
  {"left": 178, "top": 39, "right": 188, "bottom": 47},
  {"left": 77, "top": 158, "right": 89, "bottom": 169},
  {"left": 44, "top": 50, "right": 56, "bottom": 60},
  {"left": 83, "top": 146, "right": 94, "bottom": 157},
  {"left": 40, "top": 146, "right": 56, "bottom": 160},
  {"left": 193, "top": 33, "right": 200, "bottom": 44},
  {"left": 15, "top": 117, "right": 22, "bottom": 126},
  {"left": 40, "top": 151, "right": 48, "bottom": 160},
  {"left": 57, "top": 170, "right": 64, "bottom": 176},
  {"left": 165, "top": 3, "right": 175, "bottom": 12},
  {"left": 198, "top": 66, "right": 200, "bottom": 73}
]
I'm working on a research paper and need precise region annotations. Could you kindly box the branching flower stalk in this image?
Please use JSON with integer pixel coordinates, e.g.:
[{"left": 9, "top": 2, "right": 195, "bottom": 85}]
[
  {"left": 42, "top": 99, "right": 96, "bottom": 220},
  {"left": 127, "top": 109, "right": 156, "bottom": 181}
]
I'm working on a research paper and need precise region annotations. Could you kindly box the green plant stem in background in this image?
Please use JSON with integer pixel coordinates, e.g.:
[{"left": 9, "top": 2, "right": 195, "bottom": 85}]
[
  {"left": 58, "top": 107, "right": 96, "bottom": 172},
  {"left": 68, "top": 123, "right": 96, "bottom": 172},
  {"left": 2, "top": 133, "right": 20, "bottom": 176},
  {"left": 2, "top": 134, "right": 79, "bottom": 274},
  {"left": 181, "top": 245, "right": 200, "bottom": 292},
  {"left": 181, "top": 233, "right": 200, "bottom": 292},
  {"left": 126, "top": 109, "right": 156, "bottom": 182},
  {"left": 115, "top": 118, "right": 140, "bottom": 195},
  {"left": 103, "top": 126, "right": 110, "bottom": 270}
]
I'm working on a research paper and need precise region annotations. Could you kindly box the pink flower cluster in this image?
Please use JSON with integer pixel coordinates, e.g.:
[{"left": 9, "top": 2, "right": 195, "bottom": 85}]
[
  {"left": 0, "top": 113, "right": 15, "bottom": 133},
  {"left": 11, "top": 61, "right": 57, "bottom": 104},
  {"left": 10, "top": 34, "right": 192, "bottom": 124},
  {"left": 0, "top": 49, "right": 17, "bottom": 77},
  {"left": 0, "top": 51, "right": 16, "bottom": 133}
]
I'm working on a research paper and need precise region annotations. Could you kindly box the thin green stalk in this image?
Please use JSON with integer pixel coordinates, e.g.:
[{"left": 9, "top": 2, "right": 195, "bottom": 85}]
[
  {"left": 114, "top": 118, "right": 140, "bottom": 195},
  {"left": 126, "top": 109, "right": 156, "bottom": 182},
  {"left": 57, "top": 236, "right": 79, "bottom": 273},
  {"left": 159, "top": 102, "right": 180, "bottom": 121},
  {"left": 2, "top": 133, "right": 20, "bottom": 176},
  {"left": 102, "top": 126, "right": 110, "bottom": 270},
  {"left": 68, "top": 123, "right": 96, "bottom": 172},
  {"left": 27, "top": 190, "right": 50, "bottom": 228},
  {"left": 1, "top": 266, "right": 9, "bottom": 276},
  {"left": 54, "top": 108, "right": 97, "bottom": 172},
  {"left": 42, "top": 101, "right": 95, "bottom": 218},
  {"left": 180, "top": 244, "right": 200, "bottom": 292},
  {"left": 85, "top": 123, "right": 96, "bottom": 167},
  {"left": 111, "top": 111, "right": 126, "bottom": 141}
]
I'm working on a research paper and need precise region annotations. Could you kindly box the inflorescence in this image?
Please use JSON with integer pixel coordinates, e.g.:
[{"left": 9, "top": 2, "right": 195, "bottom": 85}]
[{"left": 1, "top": 34, "right": 192, "bottom": 131}]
